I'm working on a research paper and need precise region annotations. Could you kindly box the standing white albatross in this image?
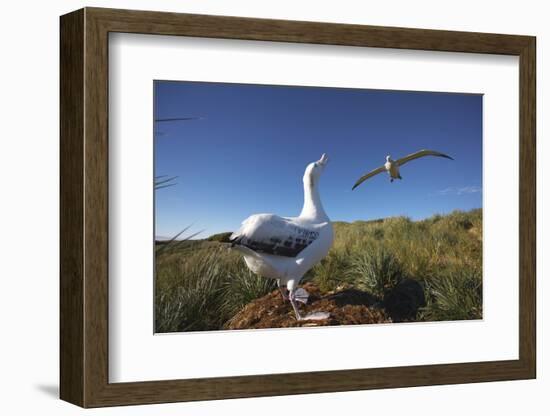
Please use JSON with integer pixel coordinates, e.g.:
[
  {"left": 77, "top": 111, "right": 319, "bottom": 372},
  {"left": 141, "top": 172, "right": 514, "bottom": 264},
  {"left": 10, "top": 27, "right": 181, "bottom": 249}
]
[
  {"left": 230, "top": 154, "right": 334, "bottom": 321},
  {"left": 352, "top": 149, "right": 454, "bottom": 190}
]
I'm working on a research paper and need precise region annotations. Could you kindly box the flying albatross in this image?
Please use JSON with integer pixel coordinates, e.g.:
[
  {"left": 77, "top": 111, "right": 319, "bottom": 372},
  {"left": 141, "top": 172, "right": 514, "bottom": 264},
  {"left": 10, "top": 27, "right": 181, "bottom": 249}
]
[
  {"left": 352, "top": 149, "right": 454, "bottom": 190},
  {"left": 230, "top": 154, "right": 334, "bottom": 321}
]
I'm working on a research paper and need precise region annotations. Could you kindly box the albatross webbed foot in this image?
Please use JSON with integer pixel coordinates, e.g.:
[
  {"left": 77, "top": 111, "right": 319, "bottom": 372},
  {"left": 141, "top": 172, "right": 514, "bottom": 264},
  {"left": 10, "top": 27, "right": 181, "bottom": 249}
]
[
  {"left": 289, "top": 289, "right": 330, "bottom": 321},
  {"left": 294, "top": 288, "right": 309, "bottom": 304}
]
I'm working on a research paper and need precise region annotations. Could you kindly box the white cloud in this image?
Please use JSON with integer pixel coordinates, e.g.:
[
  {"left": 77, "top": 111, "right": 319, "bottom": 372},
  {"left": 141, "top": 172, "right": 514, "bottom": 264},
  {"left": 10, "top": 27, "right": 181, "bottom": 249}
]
[{"left": 436, "top": 186, "right": 482, "bottom": 196}]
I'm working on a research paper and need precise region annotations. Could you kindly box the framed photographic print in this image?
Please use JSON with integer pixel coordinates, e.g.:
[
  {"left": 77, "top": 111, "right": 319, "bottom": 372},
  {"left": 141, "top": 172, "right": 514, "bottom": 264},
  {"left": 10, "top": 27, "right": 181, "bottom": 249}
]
[{"left": 60, "top": 7, "right": 536, "bottom": 408}]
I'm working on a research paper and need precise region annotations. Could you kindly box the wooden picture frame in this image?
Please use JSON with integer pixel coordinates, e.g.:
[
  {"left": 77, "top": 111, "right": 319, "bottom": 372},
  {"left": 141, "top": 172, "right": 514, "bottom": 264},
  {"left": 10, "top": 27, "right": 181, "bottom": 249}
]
[{"left": 60, "top": 7, "right": 536, "bottom": 408}]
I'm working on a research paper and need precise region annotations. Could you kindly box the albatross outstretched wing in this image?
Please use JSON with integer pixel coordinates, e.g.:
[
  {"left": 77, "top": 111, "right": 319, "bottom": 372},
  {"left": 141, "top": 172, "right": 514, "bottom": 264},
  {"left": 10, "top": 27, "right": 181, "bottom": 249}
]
[
  {"left": 396, "top": 149, "right": 454, "bottom": 166},
  {"left": 230, "top": 214, "right": 320, "bottom": 257},
  {"left": 352, "top": 166, "right": 386, "bottom": 190}
]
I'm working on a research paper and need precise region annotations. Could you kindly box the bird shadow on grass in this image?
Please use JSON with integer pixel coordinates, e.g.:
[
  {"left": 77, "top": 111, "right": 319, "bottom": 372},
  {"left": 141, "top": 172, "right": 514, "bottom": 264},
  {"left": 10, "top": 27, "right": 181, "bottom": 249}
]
[{"left": 34, "top": 384, "right": 58, "bottom": 399}]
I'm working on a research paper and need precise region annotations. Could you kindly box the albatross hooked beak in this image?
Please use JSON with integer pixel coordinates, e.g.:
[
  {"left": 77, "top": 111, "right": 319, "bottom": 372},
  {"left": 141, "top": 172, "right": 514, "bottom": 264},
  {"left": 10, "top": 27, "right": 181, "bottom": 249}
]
[{"left": 317, "top": 153, "right": 329, "bottom": 166}]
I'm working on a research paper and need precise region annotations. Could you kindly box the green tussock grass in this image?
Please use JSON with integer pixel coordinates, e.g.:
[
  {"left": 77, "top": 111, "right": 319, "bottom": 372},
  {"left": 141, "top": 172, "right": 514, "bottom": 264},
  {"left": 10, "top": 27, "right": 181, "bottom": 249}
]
[
  {"left": 155, "top": 208, "right": 482, "bottom": 332},
  {"left": 155, "top": 243, "right": 276, "bottom": 332}
]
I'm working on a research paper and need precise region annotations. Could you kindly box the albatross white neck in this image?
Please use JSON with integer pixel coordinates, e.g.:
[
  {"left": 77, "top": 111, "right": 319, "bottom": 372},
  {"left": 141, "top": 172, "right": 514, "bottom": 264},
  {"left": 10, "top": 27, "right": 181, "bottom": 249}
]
[{"left": 300, "top": 174, "right": 328, "bottom": 222}]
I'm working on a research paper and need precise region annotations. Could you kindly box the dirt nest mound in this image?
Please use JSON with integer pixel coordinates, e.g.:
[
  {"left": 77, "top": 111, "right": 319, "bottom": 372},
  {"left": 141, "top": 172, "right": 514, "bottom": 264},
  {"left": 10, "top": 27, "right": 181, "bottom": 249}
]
[{"left": 224, "top": 283, "right": 391, "bottom": 330}]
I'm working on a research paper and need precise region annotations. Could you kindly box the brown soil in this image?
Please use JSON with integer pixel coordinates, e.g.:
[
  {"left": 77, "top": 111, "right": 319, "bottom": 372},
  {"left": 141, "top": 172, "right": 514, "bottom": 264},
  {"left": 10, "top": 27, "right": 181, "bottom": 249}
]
[{"left": 224, "top": 282, "right": 391, "bottom": 330}]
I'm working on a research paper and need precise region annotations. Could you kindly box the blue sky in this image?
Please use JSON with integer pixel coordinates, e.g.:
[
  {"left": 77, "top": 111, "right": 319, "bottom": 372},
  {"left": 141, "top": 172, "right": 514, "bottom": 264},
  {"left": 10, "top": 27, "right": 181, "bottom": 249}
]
[{"left": 154, "top": 81, "right": 482, "bottom": 239}]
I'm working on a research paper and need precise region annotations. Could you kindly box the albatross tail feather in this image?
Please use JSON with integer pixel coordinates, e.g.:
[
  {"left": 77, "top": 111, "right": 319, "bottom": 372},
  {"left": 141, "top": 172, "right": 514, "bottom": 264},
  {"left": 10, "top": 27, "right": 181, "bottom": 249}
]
[
  {"left": 231, "top": 244, "right": 258, "bottom": 258},
  {"left": 231, "top": 245, "right": 276, "bottom": 268},
  {"left": 231, "top": 244, "right": 280, "bottom": 278}
]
